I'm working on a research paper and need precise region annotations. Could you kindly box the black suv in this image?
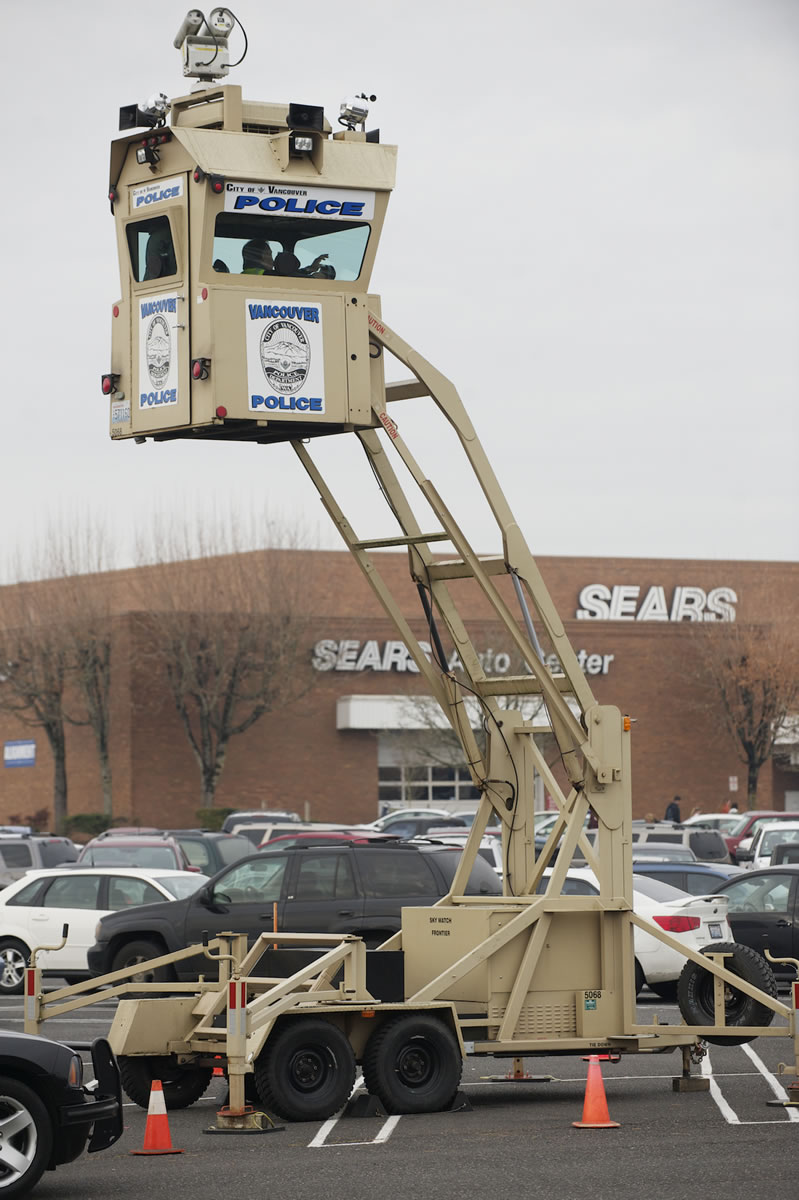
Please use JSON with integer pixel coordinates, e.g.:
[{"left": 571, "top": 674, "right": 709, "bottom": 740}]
[
  {"left": 0, "top": 1033, "right": 121, "bottom": 1196},
  {"left": 87, "top": 843, "right": 502, "bottom": 980}
]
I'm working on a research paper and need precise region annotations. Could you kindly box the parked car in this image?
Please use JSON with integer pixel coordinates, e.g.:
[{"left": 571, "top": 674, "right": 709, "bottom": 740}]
[
  {"left": 259, "top": 831, "right": 402, "bottom": 850},
  {"left": 723, "top": 810, "right": 799, "bottom": 862},
  {"left": 363, "top": 815, "right": 469, "bottom": 840},
  {"left": 87, "top": 843, "right": 502, "bottom": 981},
  {"left": 630, "top": 860, "right": 745, "bottom": 894},
  {"left": 628, "top": 843, "right": 698, "bottom": 863},
  {"left": 0, "top": 836, "right": 79, "bottom": 890},
  {"left": 682, "top": 813, "right": 745, "bottom": 835},
  {"left": 0, "top": 867, "right": 205, "bottom": 994},
  {"left": 413, "top": 833, "right": 504, "bottom": 877},
  {"left": 367, "top": 808, "right": 452, "bottom": 831},
  {"left": 230, "top": 821, "right": 353, "bottom": 848},
  {"left": 163, "top": 830, "right": 253, "bottom": 874},
  {"left": 713, "top": 866, "right": 799, "bottom": 981},
  {"left": 574, "top": 839, "right": 699, "bottom": 865},
  {"left": 626, "top": 821, "right": 730, "bottom": 863},
  {"left": 538, "top": 867, "right": 733, "bottom": 998},
  {"left": 0, "top": 1032, "right": 121, "bottom": 1197},
  {"left": 76, "top": 833, "right": 194, "bottom": 872},
  {"left": 738, "top": 821, "right": 799, "bottom": 870},
  {"left": 451, "top": 810, "right": 500, "bottom": 830},
  {"left": 220, "top": 810, "right": 301, "bottom": 833}
]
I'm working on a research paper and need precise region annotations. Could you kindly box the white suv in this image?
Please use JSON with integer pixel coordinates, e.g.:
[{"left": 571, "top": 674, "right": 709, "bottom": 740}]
[{"left": 744, "top": 821, "right": 799, "bottom": 870}]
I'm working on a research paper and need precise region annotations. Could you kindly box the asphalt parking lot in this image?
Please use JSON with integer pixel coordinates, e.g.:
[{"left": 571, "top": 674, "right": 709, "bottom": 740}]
[{"left": 6, "top": 988, "right": 796, "bottom": 1200}]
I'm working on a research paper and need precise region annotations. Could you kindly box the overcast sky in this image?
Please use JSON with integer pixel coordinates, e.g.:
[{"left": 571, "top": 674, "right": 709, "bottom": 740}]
[{"left": 2, "top": 0, "right": 796, "bottom": 575}]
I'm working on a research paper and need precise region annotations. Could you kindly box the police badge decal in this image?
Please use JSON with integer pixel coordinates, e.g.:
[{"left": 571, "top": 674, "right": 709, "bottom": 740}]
[
  {"left": 146, "top": 315, "right": 171, "bottom": 387},
  {"left": 259, "top": 320, "right": 310, "bottom": 394}
]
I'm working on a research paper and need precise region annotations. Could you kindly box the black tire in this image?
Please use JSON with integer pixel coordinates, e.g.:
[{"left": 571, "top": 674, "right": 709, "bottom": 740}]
[
  {"left": 0, "top": 941, "right": 28, "bottom": 997},
  {"left": 634, "top": 960, "right": 645, "bottom": 998},
  {"left": 648, "top": 981, "right": 678, "bottom": 1002},
  {"left": 118, "top": 1055, "right": 212, "bottom": 1109},
  {"left": 677, "top": 941, "right": 778, "bottom": 1045},
  {"left": 254, "top": 1019, "right": 355, "bottom": 1122},
  {"left": 111, "top": 939, "right": 173, "bottom": 984},
  {"left": 0, "top": 1077, "right": 53, "bottom": 1198},
  {"left": 362, "top": 1014, "right": 462, "bottom": 1114}
]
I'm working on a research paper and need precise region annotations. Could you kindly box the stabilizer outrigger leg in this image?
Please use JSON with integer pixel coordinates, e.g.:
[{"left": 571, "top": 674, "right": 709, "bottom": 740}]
[{"left": 672, "top": 1042, "right": 709, "bottom": 1093}]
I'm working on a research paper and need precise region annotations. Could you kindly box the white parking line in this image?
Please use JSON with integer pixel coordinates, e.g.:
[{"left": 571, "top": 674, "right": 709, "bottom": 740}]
[
  {"left": 740, "top": 1042, "right": 799, "bottom": 1122},
  {"left": 308, "top": 1075, "right": 401, "bottom": 1148},
  {"left": 702, "top": 1047, "right": 798, "bottom": 1125}
]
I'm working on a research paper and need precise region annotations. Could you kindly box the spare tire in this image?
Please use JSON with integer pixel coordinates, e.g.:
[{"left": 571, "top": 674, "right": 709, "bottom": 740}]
[{"left": 677, "top": 941, "right": 777, "bottom": 1045}]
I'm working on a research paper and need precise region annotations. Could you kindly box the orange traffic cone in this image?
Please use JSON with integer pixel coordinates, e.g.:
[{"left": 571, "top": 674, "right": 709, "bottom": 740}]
[
  {"left": 130, "top": 1080, "right": 184, "bottom": 1155},
  {"left": 572, "top": 1055, "right": 620, "bottom": 1129}
]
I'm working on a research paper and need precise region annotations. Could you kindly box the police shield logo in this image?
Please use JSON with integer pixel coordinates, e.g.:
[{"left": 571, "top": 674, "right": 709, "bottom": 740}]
[
  {"left": 146, "top": 315, "right": 171, "bottom": 388},
  {"left": 259, "top": 320, "right": 310, "bottom": 394}
]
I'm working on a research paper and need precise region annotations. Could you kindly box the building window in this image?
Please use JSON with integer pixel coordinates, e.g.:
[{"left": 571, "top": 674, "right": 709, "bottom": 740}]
[{"left": 378, "top": 763, "right": 480, "bottom": 808}]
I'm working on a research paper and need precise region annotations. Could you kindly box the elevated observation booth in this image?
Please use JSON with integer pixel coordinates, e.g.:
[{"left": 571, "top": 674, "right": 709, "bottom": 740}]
[{"left": 106, "top": 85, "right": 394, "bottom": 444}]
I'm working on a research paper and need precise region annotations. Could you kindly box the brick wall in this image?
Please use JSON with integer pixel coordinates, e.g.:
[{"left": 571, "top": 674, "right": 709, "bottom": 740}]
[{"left": 0, "top": 552, "right": 795, "bottom": 829}]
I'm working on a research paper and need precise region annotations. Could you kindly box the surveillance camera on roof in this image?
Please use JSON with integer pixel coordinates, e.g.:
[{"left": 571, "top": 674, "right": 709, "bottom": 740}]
[{"left": 173, "top": 7, "right": 237, "bottom": 82}]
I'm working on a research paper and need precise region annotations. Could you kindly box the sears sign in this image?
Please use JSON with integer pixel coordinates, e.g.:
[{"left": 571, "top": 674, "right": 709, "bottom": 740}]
[{"left": 576, "top": 584, "right": 737, "bottom": 622}]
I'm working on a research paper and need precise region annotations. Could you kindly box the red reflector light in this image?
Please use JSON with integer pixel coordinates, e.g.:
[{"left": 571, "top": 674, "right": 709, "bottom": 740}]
[
  {"left": 101, "top": 374, "right": 117, "bottom": 395},
  {"left": 215, "top": 406, "right": 227, "bottom": 418},
  {"left": 652, "top": 915, "right": 701, "bottom": 933},
  {"left": 112, "top": 305, "right": 119, "bottom": 318},
  {"left": 201, "top": 287, "right": 208, "bottom": 300}
]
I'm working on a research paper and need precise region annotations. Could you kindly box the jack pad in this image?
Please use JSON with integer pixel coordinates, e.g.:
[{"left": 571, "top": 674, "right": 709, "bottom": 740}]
[{"left": 672, "top": 1077, "right": 710, "bottom": 1093}]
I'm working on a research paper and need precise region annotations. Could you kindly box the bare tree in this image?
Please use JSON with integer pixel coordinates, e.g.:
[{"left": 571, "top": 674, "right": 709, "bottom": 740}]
[
  {"left": 50, "top": 525, "right": 117, "bottom": 820},
  {"left": 0, "top": 519, "right": 119, "bottom": 828},
  {"left": 137, "top": 513, "right": 315, "bottom": 809},
  {"left": 0, "top": 582, "right": 71, "bottom": 833},
  {"left": 693, "top": 614, "right": 799, "bottom": 809}
]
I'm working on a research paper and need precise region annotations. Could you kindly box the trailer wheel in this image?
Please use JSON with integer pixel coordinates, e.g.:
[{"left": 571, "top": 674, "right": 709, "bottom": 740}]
[
  {"left": 677, "top": 941, "right": 778, "bottom": 1045},
  {"left": 362, "top": 1014, "right": 462, "bottom": 1114},
  {"left": 255, "top": 1019, "right": 356, "bottom": 1122},
  {"left": 118, "top": 1055, "right": 213, "bottom": 1109}
]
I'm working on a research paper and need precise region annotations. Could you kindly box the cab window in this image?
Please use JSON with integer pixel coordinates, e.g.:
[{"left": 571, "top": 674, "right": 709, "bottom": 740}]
[
  {"left": 127, "top": 216, "right": 177, "bottom": 283},
  {"left": 212, "top": 214, "right": 370, "bottom": 281}
]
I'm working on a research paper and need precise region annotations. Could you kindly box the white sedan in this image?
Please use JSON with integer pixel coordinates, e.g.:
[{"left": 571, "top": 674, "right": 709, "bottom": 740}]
[
  {"left": 539, "top": 867, "right": 733, "bottom": 999},
  {"left": 0, "top": 867, "right": 204, "bottom": 994}
]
